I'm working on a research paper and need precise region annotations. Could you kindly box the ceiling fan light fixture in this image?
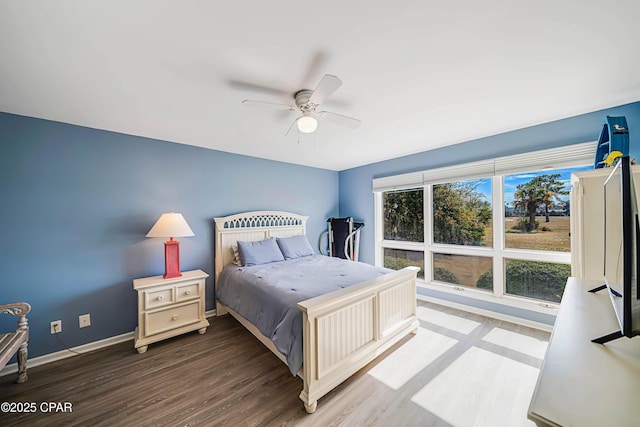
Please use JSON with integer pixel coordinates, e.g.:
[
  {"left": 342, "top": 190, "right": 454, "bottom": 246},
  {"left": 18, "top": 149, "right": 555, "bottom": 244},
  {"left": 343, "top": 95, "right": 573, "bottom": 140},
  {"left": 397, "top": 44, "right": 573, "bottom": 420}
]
[{"left": 296, "top": 115, "right": 318, "bottom": 133}]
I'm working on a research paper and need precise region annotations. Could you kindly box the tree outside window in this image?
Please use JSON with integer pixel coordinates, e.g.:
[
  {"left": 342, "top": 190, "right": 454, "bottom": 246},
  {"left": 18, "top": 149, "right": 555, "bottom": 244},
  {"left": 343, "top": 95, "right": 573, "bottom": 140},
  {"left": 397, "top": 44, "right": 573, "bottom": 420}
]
[
  {"left": 505, "top": 166, "right": 589, "bottom": 252},
  {"left": 433, "top": 179, "right": 492, "bottom": 247},
  {"left": 383, "top": 189, "right": 424, "bottom": 242}
]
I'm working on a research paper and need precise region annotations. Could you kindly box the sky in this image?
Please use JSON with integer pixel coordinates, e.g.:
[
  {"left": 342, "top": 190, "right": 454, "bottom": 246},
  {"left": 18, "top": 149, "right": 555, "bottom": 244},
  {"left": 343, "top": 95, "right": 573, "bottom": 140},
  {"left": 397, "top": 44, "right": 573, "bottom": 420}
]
[{"left": 466, "top": 165, "right": 593, "bottom": 208}]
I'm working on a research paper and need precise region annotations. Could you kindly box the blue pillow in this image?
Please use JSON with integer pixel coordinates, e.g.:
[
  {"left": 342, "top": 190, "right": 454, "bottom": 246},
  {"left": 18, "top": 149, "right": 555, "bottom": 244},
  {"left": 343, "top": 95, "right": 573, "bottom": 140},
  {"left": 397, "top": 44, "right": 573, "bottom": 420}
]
[
  {"left": 276, "top": 235, "right": 315, "bottom": 259},
  {"left": 237, "top": 238, "right": 284, "bottom": 266}
]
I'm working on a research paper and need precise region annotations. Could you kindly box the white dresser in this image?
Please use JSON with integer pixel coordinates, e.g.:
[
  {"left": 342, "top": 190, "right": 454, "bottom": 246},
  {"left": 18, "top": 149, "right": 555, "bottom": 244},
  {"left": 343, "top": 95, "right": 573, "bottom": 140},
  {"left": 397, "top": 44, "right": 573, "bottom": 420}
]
[
  {"left": 528, "top": 277, "right": 640, "bottom": 426},
  {"left": 133, "top": 269, "right": 209, "bottom": 353},
  {"left": 570, "top": 165, "right": 640, "bottom": 280}
]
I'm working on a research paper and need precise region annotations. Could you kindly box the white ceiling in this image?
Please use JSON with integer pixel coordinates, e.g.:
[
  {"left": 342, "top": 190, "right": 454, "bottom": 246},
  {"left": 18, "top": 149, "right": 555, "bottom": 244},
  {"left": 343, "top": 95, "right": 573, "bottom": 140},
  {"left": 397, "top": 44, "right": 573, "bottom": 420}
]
[{"left": 2, "top": 1, "right": 640, "bottom": 171}]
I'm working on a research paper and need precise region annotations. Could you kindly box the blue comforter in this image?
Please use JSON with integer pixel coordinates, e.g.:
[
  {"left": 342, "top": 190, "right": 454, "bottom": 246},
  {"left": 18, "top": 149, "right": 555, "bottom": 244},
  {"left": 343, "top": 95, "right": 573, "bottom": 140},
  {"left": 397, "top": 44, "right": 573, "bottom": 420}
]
[{"left": 217, "top": 255, "right": 390, "bottom": 375}]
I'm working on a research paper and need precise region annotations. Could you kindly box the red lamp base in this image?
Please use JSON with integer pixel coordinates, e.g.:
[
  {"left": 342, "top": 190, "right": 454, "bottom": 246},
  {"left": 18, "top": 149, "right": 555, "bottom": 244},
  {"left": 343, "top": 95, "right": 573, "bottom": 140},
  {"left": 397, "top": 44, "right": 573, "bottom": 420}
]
[{"left": 163, "top": 239, "right": 182, "bottom": 279}]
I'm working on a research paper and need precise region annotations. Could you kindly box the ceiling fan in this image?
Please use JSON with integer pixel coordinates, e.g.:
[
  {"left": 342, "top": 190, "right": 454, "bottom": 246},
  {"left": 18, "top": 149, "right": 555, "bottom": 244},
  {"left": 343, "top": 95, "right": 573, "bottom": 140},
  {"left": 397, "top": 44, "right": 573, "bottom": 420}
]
[{"left": 242, "top": 74, "right": 361, "bottom": 135}]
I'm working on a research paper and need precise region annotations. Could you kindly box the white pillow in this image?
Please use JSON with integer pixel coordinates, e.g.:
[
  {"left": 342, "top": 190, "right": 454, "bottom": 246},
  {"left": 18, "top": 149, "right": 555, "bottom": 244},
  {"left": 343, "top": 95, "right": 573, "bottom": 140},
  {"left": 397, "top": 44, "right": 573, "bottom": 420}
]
[{"left": 230, "top": 245, "right": 242, "bottom": 266}]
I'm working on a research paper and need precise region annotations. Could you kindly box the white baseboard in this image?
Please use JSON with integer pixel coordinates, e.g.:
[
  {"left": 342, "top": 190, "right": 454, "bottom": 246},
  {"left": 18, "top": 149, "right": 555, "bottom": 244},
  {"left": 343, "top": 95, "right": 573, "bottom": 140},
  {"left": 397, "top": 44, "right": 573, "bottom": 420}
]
[
  {"left": 417, "top": 294, "right": 554, "bottom": 333},
  {"left": 0, "top": 332, "right": 134, "bottom": 378},
  {"left": 1, "top": 309, "right": 218, "bottom": 378}
]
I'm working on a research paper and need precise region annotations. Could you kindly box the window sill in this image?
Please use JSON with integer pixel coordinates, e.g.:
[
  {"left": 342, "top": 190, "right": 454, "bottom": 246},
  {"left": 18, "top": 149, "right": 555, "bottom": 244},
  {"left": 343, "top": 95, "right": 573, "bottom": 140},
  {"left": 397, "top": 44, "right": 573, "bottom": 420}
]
[{"left": 417, "top": 279, "right": 559, "bottom": 328}]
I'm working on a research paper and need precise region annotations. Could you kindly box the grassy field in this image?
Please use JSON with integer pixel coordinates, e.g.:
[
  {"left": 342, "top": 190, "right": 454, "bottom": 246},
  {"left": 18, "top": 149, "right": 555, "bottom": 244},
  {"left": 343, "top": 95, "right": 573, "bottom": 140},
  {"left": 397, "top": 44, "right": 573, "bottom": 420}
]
[
  {"left": 480, "top": 216, "right": 570, "bottom": 251},
  {"left": 447, "top": 215, "right": 569, "bottom": 289},
  {"left": 386, "top": 215, "right": 571, "bottom": 288},
  {"left": 504, "top": 216, "right": 570, "bottom": 252},
  {"left": 434, "top": 253, "right": 492, "bottom": 288}
]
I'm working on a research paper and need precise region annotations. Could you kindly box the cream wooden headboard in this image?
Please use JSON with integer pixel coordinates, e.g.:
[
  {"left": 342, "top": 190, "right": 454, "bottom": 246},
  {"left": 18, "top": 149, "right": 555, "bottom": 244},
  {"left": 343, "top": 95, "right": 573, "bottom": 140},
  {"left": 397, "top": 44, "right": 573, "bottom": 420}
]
[{"left": 213, "top": 211, "right": 309, "bottom": 284}]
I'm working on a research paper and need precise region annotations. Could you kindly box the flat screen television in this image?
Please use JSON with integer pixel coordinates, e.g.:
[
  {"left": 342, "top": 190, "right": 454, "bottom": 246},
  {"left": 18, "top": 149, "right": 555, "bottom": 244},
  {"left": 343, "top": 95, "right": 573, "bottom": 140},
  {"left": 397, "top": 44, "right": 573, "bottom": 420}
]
[{"left": 590, "top": 156, "right": 640, "bottom": 343}]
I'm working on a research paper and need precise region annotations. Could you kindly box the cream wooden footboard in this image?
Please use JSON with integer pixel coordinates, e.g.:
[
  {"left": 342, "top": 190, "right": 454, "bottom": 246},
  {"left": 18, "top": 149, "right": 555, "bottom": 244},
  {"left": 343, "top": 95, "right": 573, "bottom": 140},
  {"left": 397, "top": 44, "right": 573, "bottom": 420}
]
[
  {"left": 298, "top": 266, "right": 418, "bottom": 413},
  {"left": 214, "top": 211, "right": 419, "bottom": 414}
]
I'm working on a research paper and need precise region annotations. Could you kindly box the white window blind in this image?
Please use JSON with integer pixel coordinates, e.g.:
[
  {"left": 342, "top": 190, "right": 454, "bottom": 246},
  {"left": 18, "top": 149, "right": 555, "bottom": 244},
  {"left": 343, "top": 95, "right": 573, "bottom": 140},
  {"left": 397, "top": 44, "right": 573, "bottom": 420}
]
[
  {"left": 372, "top": 171, "right": 423, "bottom": 192},
  {"left": 422, "top": 160, "right": 494, "bottom": 186},
  {"left": 494, "top": 141, "right": 597, "bottom": 176},
  {"left": 372, "top": 141, "right": 596, "bottom": 192}
]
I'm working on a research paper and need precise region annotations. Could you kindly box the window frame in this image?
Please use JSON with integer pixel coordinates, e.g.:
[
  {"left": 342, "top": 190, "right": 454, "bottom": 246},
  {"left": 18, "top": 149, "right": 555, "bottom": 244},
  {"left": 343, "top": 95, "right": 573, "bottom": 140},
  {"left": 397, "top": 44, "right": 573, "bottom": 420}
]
[{"left": 374, "top": 142, "right": 595, "bottom": 313}]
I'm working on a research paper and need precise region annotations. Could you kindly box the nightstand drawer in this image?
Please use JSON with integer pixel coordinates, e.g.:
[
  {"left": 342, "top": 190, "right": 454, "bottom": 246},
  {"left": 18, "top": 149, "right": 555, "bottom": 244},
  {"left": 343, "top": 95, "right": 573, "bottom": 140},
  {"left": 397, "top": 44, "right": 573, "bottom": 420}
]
[
  {"left": 145, "top": 288, "right": 174, "bottom": 309},
  {"left": 145, "top": 301, "right": 200, "bottom": 336},
  {"left": 133, "top": 269, "right": 209, "bottom": 353},
  {"left": 176, "top": 283, "right": 199, "bottom": 301}
]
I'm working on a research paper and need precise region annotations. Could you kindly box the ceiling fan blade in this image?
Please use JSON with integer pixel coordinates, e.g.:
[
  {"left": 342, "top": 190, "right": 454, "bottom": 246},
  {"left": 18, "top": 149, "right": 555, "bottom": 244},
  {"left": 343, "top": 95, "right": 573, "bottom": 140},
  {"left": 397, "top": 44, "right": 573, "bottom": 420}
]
[
  {"left": 242, "top": 100, "right": 296, "bottom": 111},
  {"left": 229, "top": 80, "right": 289, "bottom": 96},
  {"left": 300, "top": 51, "right": 328, "bottom": 88},
  {"left": 308, "top": 74, "right": 342, "bottom": 105},
  {"left": 318, "top": 111, "right": 361, "bottom": 129}
]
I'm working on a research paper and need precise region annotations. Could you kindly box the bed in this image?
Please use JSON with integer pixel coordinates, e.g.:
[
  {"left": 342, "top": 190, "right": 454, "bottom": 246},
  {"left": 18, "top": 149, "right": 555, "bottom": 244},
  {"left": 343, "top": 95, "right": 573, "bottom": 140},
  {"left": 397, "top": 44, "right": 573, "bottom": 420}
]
[{"left": 214, "top": 211, "right": 419, "bottom": 413}]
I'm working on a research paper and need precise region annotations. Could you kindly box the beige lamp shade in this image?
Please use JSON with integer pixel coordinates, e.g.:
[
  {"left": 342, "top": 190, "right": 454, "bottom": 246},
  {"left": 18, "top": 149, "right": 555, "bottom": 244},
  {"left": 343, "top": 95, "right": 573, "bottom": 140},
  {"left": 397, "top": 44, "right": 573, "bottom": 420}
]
[{"left": 146, "top": 213, "right": 195, "bottom": 238}]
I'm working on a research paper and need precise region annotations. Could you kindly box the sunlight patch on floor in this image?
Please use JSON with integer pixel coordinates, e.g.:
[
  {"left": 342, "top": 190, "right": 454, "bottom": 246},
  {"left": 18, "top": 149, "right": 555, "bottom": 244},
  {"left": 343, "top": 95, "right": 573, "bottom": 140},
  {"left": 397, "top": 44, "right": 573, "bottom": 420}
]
[
  {"left": 482, "top": 327, "right": 549, "bottom": 359},
  {"left": 417, "top": 306, "right": 482, "bottom": 334},
  {"left": 368, "top": 327, "right": 457, "bottom": 389},
  {"left": 411, "top": 346, "right": 539, "bottom": 427}
]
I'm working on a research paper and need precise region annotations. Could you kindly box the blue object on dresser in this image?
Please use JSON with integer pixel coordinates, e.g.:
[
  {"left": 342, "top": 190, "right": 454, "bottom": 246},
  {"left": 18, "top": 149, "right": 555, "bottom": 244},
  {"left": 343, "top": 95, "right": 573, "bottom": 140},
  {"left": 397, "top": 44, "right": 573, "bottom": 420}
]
[{"left": 594, "top": 116, "right": 630, "bottom": 168}]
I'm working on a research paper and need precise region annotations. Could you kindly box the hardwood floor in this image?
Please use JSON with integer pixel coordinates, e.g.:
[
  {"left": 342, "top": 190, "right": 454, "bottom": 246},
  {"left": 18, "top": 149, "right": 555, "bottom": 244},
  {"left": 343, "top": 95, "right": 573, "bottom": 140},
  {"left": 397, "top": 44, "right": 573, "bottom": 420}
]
[{"left": 0, "top": 301, "right": 550, "bottom": 426}]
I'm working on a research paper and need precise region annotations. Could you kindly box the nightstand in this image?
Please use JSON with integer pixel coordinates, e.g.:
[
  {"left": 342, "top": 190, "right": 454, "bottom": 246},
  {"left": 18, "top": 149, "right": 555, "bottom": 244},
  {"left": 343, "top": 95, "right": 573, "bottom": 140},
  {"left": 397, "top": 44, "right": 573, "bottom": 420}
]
[{"left": 133, "top": 269, "right": 210, "bottom": 353}]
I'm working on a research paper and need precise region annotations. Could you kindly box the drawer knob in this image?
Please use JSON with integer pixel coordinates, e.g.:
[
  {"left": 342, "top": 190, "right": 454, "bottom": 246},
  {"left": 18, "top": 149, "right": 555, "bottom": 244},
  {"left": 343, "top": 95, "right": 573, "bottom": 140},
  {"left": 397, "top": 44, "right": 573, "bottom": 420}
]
[
  {"left": 185, "top": 290, "right": 192, "bottom": 295},
  {"left": 171, "top": 315, "right": 179, "bottom": 321},
  {"left": 156, "top": 295, "right": 164, "bottom": 301}
]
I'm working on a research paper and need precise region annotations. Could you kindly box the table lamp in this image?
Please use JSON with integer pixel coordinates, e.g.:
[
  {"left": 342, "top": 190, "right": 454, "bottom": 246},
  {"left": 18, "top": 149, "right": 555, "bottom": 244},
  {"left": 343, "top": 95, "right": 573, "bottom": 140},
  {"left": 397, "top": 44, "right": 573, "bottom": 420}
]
[{"left": 146, "top": 213, "right": 195, "bottom": 279}]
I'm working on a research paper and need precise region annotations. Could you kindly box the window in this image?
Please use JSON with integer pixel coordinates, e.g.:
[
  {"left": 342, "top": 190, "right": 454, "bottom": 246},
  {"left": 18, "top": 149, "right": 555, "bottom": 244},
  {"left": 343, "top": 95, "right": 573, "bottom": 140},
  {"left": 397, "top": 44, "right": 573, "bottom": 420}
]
[
  {"left": 381, "top": 188, "right": 425, "bottom": 278},
  {"left": 385, "top": 248, "right": 425, "bottom": 279},
  {"left": 375, "top": 142, "right": 595, "bottom": 309},
  {"left": 383, "top": 189, "right": 424, "bottom": 242},
  {"left": 433, "top": 179, "right": 492, "bottom": 247},
  {"left": 431, "top": 177, "right": 494, "bottom": 291},
  {"left": 504, "top": 166, "right": 589, "bottom": 252},
  {"left": 504, "top": 259, "right": 571, "bottom": 303},
  {"left": 433, "top": 253, "right": 493, "bottom": 290}
]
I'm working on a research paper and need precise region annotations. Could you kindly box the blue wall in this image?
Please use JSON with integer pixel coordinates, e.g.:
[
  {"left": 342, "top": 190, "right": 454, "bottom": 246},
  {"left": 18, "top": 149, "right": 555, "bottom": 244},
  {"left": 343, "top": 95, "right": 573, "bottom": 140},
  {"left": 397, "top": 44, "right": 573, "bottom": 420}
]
[
  {"left": 3, "top": 101, "right": 640, "bottom": 359},
  {"left": 0, "top": 112, "right": 339, "bottom": 359},
  {"left": 339, "top": 101, "right": 640, "bottom": 323}
]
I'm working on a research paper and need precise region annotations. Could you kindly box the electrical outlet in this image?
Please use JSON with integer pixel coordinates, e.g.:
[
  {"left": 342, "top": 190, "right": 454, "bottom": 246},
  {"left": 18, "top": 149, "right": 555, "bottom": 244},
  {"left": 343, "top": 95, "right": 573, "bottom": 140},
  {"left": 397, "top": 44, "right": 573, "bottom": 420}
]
[
  {"left": 79, "top": 314, "right": 91, "bottom": 328},
  {"left": 50, "top": 320, "right": 62, "bottom": 334}
]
